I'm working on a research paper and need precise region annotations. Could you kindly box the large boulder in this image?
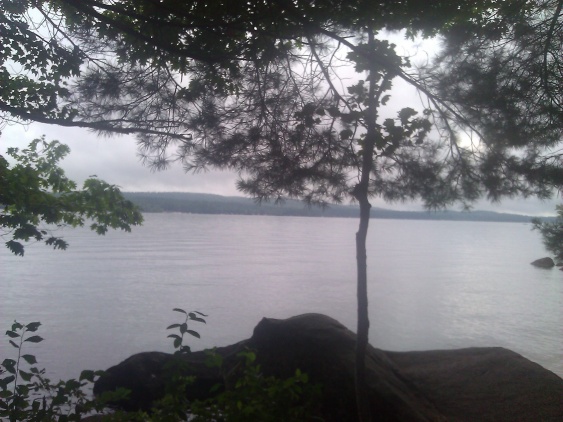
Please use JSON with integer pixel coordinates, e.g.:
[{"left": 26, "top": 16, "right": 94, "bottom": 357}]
[
  {"left": 531, "top": 257, "right": 555, "bottom": 268},
  {"left": 94, "top": 314, "right": 563, "bottom": 421},
  {"left": 249, "top": 314, "right": 442, "bottom": 421}
]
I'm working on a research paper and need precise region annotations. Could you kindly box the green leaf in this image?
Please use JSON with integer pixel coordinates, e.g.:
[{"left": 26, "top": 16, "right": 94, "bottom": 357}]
[
  {"left": 189, "top": 316, "right": 206, "bottom": 324},
  {"left": 21, "top": 354, "right": 37, "bottom": 365},
  {"left": 19, "top": 370, "right": 32, "bottom": 382},
  {"left": 173, "top": 337, "right": 181, "bottom": 349},
  {"left": 9, "top": 340, "right": 19, "bottom": 349},
  {"left": 5, "top": 330, "right": 19, "bottom": 338},
  {"left": 0, "top": 374, "right": 16, "bottom": 388},
  {"left": 10, "top": 322, "right": 23, "bottom": 331},
  {"left": 6, "top": 241, "right": 24, "bottom": 256},
  {"left": 189, "top": 312, "right": 207, "bottom": 323},
  {"left": 327, "top": 106, "right": 340, "bottom": 117},
  {"left": 173, "top": 308, "right": 187, "bottom": 314},
  {"left": 1, "top": 359, "right": 16, "bottom": 373},
  {"left": 178, "top": 345, "right": 191, "bottom": 353},
  {"left": 180, "top": 323, "right": 188, "bottom": 334},
  {"left": 340, "top": 129, "right": 353, "bottom": 140},
  {"left": 166, "top": 323, "right": 181, "bottom": 330},
  {"left": 398, "top": 107, "right": 417, "bottom": 124},
  {"left": 25, "top": 322, "right": 41, "bottom": 332},
  {"left": 24, "top": 335, "right": 43, "bottom": 343},
  {"left": 17, "top": 386, "right": 31, "bottom": 400},
  {"left": 167, "top": 334, "right": 181, "bottom": 340},
  {"left": 186, "top": 330, "right": 200, "bottom": 338},
  {"left": 79, "top": 370, "right": 95, "bottom": 382},
  {"left": 0, "top": 388, "right": 14, "bottom": 398}
]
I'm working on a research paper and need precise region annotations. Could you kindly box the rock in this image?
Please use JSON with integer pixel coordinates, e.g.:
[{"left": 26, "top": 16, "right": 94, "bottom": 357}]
[
  {"left": 94, "top": 314, "right": 563, "bottom": 421},
  {"left": 93, "top": 340, "right": 247, "bottom": 412},
  {"left": 387, "top": 348, "right": 563, "bottom": 421},
  {"left": 249, "top": 314, "right": 442, "bottom": 421},
  {"left": 531, "top": 257, "right": 555, "bottom": 268}
]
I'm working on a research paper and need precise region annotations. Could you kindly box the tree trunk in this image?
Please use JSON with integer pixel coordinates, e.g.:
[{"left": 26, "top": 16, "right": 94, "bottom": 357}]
[
  {"left": 354, "top": 28, "right": 379, "bottom": 422},
  {"left": 355, "top": 191, "right": 372, "bottom": 422}
]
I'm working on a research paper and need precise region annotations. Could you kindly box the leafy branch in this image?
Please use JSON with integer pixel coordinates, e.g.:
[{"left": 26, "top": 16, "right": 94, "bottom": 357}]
[{"left": 166, "top": 308, "right": 208, "bottom": 354}]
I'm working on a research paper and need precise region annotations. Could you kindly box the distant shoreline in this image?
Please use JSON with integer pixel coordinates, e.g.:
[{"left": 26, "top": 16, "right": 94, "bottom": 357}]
[{"left": 123, "top": 192, "right": 553, "bottom": 223}]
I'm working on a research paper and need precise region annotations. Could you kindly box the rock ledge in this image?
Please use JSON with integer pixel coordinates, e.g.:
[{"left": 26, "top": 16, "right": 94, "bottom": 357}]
[{"left": 94, "top": 314, "right": 563, "bottom": 421}]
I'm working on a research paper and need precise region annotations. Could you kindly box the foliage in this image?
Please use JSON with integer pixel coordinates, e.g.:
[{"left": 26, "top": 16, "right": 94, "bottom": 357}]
[
  {"left": 167, "top": 308, "right": 208, "bottom": 353},
  {"left": 533, "top": 205, "right": 563, "bottom": 262},
  {"left": 1, "top": 311, "right": 321, "bottom": 422},
  {"left": 160, "top": 308, "right": 322, "bottom": 422},
  {"left": 150, "top": 307, "right": 208, "bottom": 420},
  {"left": 0, "top": 320, "right": 128, "bottom": 421},
  {"left": 423, "top": 0, "right": 563, "bottom": 199},
  {"left": 189, "top": 350, "right": 322, "bottom": 422},
  {"left": 0, "top": 137, "right": 143, "bottom": 256},
  {"left": 1, "top": 0, "right": 515, "bottom": 143},
  {"left": 0, "top": 0, "right": 82, "bottom": 126}
]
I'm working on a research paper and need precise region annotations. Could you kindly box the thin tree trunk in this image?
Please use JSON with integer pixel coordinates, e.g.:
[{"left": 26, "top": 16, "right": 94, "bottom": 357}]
[
  {"left": 354, "top": 28, "right": 379, "bottom": 422},
  {"left": 353, "top": 105, "right": 377, "bottom": 422},
  {"left": 355, "top": 191, "right": 372, "bottom": 422}
]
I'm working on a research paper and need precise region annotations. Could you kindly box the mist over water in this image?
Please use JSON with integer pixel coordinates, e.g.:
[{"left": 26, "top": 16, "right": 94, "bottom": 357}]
[{"left": 2, "top": 213, "right": 561, "bottom": 381}]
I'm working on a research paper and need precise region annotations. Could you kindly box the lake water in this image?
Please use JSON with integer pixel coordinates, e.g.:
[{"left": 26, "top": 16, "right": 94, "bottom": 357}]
[{"left": 1, "top": 213, "right": 562, "bottom": 381}]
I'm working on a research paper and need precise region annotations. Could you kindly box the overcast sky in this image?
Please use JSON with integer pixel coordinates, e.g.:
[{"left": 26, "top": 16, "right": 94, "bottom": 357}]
[{"left": 1, "top": 119, "right": 559, "bottom": 217}]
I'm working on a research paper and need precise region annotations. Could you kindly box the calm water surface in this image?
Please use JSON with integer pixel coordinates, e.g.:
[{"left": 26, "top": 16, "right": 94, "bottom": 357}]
[{"left": 1, "top": 214, "right": 561, "bottom": 380}]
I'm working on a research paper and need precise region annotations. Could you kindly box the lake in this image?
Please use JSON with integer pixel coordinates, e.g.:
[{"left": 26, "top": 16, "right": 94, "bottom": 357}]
[{"left": 1, "top": 213, "right": 562, "bottom": 381}]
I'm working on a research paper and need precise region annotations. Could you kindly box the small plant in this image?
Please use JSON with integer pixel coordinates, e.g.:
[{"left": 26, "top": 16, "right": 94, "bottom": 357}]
[
  {"left": 166, "top": 308, "right": 208, "bottom": 354},
  {"left": 141, "top": 308, "right": 209, "bottom": 421},
  {"left": 0, "top": 321, "right": 113, "bottom": 421}
]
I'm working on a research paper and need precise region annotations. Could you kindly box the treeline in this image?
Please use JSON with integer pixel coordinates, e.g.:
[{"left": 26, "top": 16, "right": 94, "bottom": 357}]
[{"left": 122, "top": 192, "right": 543, "bottom": 223}]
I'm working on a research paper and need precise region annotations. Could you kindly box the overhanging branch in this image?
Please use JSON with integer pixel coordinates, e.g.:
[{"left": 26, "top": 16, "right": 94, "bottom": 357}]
[{"left": 0, "top": 103, "right": 194, "bottom": 142}]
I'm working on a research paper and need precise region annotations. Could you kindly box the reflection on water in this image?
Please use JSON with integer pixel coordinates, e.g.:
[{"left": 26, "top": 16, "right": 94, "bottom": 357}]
[{"left": 1, "top": 214, "right": 561, "bottom": 381}]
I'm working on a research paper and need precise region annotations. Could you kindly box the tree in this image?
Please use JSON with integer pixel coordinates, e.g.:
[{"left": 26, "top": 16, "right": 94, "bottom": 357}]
[
  {"left": 0, "top": 137, "right": 143, "bottom": 256},
  {"left": 0, "top": 0, "right": 83, "bottom": 127},
  {"left": 421, "top": 0, "right": 563, "bottom": 268},
  {"left": 420, "top": 0, "right": 562, "bottom": 198},
  {"left": 533, "top": 205, "right": 563, "bottom": 262},
  {"left": 2, "top": 1, "right": 561, "bottom": 420},
  {"left": 1, "top": 0, "right": 492, "bottom": 139}
]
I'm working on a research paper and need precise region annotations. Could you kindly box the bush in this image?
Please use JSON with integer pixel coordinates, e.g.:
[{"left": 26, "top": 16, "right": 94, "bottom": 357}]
[
  {"left": 1, "top": 311, "right": 323, "bottom": 421},
  {"left": 0, "top": 321, "right": 127, "bottom": 421}
]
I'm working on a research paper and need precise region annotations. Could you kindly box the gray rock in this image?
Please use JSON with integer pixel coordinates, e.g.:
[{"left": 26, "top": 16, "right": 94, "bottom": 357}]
[
  {"left": 531, "top": 257, "right": 555, "bottom": 268},
  {"left": 94, "top": 314, "right": 563, "bottom": 421}
]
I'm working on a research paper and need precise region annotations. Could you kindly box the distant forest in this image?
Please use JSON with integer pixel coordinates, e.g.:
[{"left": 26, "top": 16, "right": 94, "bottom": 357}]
[{"left": 122, "top": 192, "right": 547, "bottom": 223}]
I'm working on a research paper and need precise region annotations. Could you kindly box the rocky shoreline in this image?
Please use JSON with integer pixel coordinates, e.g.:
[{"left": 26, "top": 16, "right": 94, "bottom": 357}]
[{"left": 93, "top": 314, "right": 563, "bottom": 421}]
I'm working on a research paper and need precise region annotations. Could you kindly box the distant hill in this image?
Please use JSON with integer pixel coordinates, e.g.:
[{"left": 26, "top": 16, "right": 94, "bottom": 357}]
[{"left": 122, "top": 192, "right": 549, "bottom": 223}]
